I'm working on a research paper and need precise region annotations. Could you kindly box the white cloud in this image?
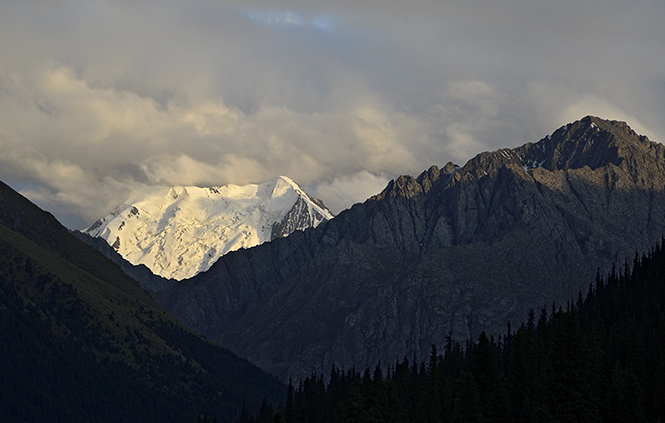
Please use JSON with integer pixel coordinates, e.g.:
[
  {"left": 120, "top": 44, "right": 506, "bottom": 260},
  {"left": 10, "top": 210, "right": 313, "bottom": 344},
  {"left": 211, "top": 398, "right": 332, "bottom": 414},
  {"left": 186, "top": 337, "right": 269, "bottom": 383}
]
[
  {"left": 308, "top": 171, "right": 391, "bottom": 214},
  {"left": 525, "top": 83, "right": 662, "bottom": 143},
  {"left": 0, "top": 146, "right": 135, "bottom": 228},
  {"left": 0, "top": 0, "right": 663, "bottom": 228},
  {"left": 139, "top": 154, "right": 268, "bottom": 187},
  {"left": 560, "top": 96, "right": 656, "bottom": 142}
]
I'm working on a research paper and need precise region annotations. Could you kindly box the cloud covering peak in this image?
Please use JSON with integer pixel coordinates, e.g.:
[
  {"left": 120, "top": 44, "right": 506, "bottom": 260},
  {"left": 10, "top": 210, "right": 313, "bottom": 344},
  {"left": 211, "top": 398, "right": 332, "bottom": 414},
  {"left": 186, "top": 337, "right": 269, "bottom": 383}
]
[{"left": 1, "top": 0, "right": 663, "bottom": 228}]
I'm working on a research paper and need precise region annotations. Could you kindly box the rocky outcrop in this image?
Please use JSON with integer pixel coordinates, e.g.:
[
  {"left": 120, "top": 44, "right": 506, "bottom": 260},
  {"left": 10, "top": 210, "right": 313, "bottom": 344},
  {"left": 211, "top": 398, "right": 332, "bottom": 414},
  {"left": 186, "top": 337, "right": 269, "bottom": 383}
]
[
  {"left": 159, "top": 116, "right": 665, "bottom": 382},
  {"left": 271, "top": 195, "right": 330, "bottom": 239}
]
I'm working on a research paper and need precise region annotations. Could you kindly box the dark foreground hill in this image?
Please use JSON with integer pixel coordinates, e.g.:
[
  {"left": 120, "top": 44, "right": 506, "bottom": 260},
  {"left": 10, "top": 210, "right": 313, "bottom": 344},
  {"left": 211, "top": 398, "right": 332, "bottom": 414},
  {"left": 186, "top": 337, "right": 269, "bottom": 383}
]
[
  {"left": 0, "top": 181, "right": 286, "bottom": 423},
  {"left": 149, "top": 116, "right": 665, "bottom": 382}
]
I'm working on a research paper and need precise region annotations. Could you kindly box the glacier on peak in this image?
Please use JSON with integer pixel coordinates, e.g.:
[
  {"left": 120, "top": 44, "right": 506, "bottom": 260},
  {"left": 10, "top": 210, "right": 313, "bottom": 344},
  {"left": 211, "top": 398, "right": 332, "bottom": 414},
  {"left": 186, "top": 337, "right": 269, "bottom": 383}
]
[{"left": 84, "top": 176, "right": 333, "bottom": 280}]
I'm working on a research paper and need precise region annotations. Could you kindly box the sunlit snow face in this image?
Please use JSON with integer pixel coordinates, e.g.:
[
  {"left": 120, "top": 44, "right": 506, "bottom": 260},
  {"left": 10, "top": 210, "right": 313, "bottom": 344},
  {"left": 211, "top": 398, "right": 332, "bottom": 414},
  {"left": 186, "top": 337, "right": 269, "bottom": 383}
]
[{"left": 84, "top": 177, "right": 332, "bottom": 280}]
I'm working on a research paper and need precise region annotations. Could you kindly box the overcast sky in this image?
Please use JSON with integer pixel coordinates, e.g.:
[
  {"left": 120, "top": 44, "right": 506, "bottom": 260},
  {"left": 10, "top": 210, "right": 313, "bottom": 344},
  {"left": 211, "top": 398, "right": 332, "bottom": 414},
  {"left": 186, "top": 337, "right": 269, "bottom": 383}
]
[{"left": 1, "top": 0, "right": 664, "bottom": 229}]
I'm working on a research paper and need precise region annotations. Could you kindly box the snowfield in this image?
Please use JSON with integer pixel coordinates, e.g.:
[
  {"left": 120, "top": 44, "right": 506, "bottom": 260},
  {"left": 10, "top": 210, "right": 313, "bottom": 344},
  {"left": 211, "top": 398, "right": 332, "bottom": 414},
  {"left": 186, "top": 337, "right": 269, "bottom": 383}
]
[{"left": 85, "top": 176, "right": 333, "bottom": 280}]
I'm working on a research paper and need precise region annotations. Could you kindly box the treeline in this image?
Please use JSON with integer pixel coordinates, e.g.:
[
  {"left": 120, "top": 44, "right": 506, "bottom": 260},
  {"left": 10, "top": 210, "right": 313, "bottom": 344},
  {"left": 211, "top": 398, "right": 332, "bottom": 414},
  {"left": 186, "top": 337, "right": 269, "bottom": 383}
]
[{"left": 240, "top": 242, "right": 665, "bottom": 423}]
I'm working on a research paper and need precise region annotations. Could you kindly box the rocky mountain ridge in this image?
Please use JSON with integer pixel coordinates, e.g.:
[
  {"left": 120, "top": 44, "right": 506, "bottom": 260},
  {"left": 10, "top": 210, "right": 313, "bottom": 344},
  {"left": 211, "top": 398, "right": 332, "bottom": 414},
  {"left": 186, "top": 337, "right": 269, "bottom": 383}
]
[{"left": 111, "top": 116, "right": 665, "bottom": 382}]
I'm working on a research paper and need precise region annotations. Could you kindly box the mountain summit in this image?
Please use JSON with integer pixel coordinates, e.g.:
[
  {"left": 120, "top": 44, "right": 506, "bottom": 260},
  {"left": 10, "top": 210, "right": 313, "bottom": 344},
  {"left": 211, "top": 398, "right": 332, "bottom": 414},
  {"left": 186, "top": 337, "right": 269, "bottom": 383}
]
[{"left": 84, "top": 176, "right": 333, "bottom": 280}]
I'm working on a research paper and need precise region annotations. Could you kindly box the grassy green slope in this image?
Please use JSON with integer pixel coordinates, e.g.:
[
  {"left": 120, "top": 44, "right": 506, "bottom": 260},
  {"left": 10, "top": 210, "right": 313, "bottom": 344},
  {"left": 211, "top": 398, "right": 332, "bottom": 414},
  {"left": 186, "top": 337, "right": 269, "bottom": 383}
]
[{"left": 0, "top": 181, "right": 286, "bottom": 422}]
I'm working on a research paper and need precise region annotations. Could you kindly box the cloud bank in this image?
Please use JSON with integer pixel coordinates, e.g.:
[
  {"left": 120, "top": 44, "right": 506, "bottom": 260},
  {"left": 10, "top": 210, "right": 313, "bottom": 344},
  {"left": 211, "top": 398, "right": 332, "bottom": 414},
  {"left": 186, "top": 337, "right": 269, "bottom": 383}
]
[{"left": 1, "top": 0, "right": 663, "bottom": 228}]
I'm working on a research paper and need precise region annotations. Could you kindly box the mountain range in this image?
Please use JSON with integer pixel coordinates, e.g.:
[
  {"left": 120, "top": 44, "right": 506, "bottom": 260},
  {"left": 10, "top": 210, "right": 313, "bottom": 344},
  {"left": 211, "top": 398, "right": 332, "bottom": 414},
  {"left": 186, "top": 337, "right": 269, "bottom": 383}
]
[
  {"left": 84, "top": 176, "right": 333, "bottom": 280},
  {"left": 119, "top": 116, "right": 665, "bottom": 382},
  {"left": 6, "top": 114, "right": 665, "bottom": 394}
]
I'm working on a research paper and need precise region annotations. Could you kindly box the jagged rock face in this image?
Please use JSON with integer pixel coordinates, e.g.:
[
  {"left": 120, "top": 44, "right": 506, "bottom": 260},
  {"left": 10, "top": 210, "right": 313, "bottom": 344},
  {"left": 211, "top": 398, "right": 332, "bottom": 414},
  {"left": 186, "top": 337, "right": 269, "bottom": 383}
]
[
  {"left": 84, "top": 176, "right": 333, "bottom": 280},
  {"left": 271, "top": 196, "right": 328, "bottom": 239},
  {"left": 158, "top": 116, "right": 665, "bottom": 382}
]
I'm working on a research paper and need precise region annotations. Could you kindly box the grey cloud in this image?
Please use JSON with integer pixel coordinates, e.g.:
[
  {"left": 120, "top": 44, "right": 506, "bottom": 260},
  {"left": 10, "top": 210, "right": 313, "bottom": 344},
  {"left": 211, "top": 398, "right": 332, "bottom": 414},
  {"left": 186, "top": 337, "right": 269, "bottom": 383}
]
[{"left": 0, "top": 0, "right": 663, "bottom": 228}]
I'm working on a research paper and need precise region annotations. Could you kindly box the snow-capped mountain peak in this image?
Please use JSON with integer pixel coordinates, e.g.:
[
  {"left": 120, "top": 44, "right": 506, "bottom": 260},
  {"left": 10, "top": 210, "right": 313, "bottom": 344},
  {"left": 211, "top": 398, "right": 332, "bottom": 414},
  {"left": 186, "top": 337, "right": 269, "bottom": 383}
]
[{"left": 84, "top": 176, "right": 333, "bottom": 280}]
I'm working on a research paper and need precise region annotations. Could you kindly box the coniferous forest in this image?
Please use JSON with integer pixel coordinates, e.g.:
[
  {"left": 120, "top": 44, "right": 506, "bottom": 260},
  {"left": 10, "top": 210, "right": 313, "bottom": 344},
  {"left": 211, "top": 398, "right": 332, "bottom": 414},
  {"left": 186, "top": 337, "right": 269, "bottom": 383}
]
[{"left": 238, "top": 241, "right": 665, "bottom": 423}]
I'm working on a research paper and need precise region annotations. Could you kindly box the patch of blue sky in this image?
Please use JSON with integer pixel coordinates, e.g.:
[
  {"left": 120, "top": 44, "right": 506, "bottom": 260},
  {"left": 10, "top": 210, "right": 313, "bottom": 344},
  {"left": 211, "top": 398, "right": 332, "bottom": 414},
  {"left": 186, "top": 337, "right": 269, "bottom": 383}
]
[{"left": 244, "top": 10, "right": 335, "bottom": 32}]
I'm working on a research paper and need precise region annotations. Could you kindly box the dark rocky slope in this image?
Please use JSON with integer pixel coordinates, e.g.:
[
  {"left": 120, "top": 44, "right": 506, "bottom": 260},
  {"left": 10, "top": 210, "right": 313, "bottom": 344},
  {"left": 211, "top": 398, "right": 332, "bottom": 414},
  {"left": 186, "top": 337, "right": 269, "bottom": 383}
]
[{"left": 156, "top": 116, "right": 665, "bottom": 381}]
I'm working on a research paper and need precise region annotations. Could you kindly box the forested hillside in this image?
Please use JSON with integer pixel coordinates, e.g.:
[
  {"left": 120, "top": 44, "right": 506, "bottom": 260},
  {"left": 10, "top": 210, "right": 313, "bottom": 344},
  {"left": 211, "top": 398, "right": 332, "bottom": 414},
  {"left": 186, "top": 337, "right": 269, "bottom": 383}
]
[
  {"left": 242, "top": 241, "right": 665, "bottom": 423},
  {"left": 0, "top": 181, "right": 286, "bottom": 423}
]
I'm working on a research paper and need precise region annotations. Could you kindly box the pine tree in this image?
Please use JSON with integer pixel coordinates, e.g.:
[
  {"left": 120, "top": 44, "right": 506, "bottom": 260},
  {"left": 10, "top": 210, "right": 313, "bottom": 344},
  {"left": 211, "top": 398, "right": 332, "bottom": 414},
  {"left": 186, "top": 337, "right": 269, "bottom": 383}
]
[
  {"left": 424, "top": 344, "right": 442, "bottom": 423},
  {"left": 451, "top": 371, "right": 482, "bottom": 423},
  {"left": 544, "top": 312, "right": 600, "bottom": 423}
]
